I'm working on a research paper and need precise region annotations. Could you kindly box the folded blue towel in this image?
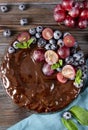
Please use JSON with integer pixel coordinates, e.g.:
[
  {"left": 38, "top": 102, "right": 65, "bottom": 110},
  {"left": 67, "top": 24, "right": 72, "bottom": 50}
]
[{"left": 7, "top": 60, "right": 88, "bottom": 130}]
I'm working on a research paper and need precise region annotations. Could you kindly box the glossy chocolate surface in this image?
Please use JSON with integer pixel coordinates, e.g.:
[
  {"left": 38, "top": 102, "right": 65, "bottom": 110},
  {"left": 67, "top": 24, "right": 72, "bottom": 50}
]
[{"left": 1, "top": 43, "right": 80, "bottom": 112}]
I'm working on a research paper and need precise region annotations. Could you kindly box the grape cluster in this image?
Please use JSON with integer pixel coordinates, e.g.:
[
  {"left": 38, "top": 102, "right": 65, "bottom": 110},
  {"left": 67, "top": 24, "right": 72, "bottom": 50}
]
[{"left": 54, "top": 0, "right": 88, "bottom": 29}]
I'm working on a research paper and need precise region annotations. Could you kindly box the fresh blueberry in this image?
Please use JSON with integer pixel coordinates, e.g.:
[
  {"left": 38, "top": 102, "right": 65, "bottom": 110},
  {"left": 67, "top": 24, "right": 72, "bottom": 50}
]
[
  {"left": 8, "top": 46, "right": 15, "bottom": 54},
  {"left": 44, "top": 43, "right": 51, "bottom": 50},
  {"left": 35, "top": 32, "right": 41, "bottom": 39},
  {"left": 70, "top": 47, "right": 77, "bottom": 54},
  {"left": 3, "top": 29, "right": 11, "bottom": 37},
  {"left": 82, "top": 65, "right": 88, "bottom": 73},
  {"left": 20, "top": 18, "right": 28, "bottom": 26},
  {"left": 82, "top": 72, "right": 87, "bottom": 79},
  {"left": 73, "top": 80, "right": 83, "bottom": 88},
  {"left": 56, "top": 68, "right": 62, "bottom": 72},
  {"left": 13, "top": 41, "right": 19, "bottom": 49},
  {"left": 54, "top": 30, "right": 62, "bottom": 40},
  {"left": 65, "top": 56, "right": 73, "bottom": 64},
  {"left": 57, "top": 39, "right": 64, "bottom": 48},
  {"left": 31, "top": 36, "right": 37, "bottom": 44},
  {"left": 19, "top": 4, "right": 26, "bottom": 11},
  {"left": 51, "top": 43, "right": 58, "bottom": 50},
  {"left": 49, "top": 39, "right": 56, "bottom": 44},
  {"left": 29, "top": 28, "right": 36, "bottom": 35},
  {"left": 63, "top": 111, "right": 72, "bottom": 120},
  {"left": 72, "top": 61, "right": 79, "bottom": 66},
  {"left": 63, "top": 32, "right": 71, "bottom": 37},
  {"left": 0, "top": 5, "right": 8, "bottom": 12},
  {"left": 77, "top": 51, "right": 84, "bottom": 58},
  {"left": 37, "top": 38, "right": 47, "bottom": 48},
  {"left": 79, "top": 58, "right": 85, "bottom": 65},
  {"left": 36, "top": 26, "right": 43, "bottom": 33},
  {"left": 73, "top": 53, "right": 81, "bottom": 61}
]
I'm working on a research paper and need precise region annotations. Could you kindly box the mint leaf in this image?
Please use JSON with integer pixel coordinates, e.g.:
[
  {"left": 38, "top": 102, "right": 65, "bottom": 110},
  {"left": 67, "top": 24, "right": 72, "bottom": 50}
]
[
  {"left": 70, "top": 106, "right": 88, "bottom": 126},
  {"left": 51, "top": 60, "right": 63, "bottom": 70},
  {"left": 76, "top": 69, "right": 82, "bottom": 79},
  {"left": 16, "top": 43, "right": 27, "bottom": 49},
  {"left": 61, "top": 118, "right": 78, "bottom": 130},
  {"left": 75, "top": 77, "right": 81, "bottom": 84},
  {"left": 27, "top": 38, "right": 34, "bottom": 48}
]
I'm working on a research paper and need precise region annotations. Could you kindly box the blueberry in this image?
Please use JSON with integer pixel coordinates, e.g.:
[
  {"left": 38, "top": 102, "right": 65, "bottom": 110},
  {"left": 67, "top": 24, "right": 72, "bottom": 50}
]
[
  {"left": 44, "top": 43, "right": 51, "bottom": 50},
  {"left": 8, "top": 46, "right": 15, "bottom": 54},
  {"left": 65, "top": 56, "right": 73, "bottom": 64},
  {"left": 77, "top": 51, "right": 84, "bottom": 58},
  {"left": 3, "top": 29, "right": 11, "bottom": 37},
  {"left": 73, "top": 80, "right": 83, "bottom": 88},
  {"left": 31, "top": 36, "right": 37, "bottom": 44},
  {"left": 19, "top": 4, "right": 26, "bottom": 11},
  {"left": 13, "top": 41, "right": 19, "bottom": 49},
  {"left": 82, "top": 72, "right": 87, "bottom": 79},
  {"left": 0, "top": 5, "right": 8, "bottom": 12},
  {"left": 29, "top": 28, "right": 36, "bottom": 35},
  {"left": 71, "top": 47, "right": 77, "bottom": 54},
  {"left": 63, "top": 111, "right": 72, "bottom": 120},
  {"left": 54, "top": 30, "right": 62, "bottom": 40},
  {"left": 36, "top": 26, "right": 43, "bottom": 33},
  {"left": 35, "top": 32, "right": 41, "bottom": 39},
  {"left": 51, "top": 43, "right": 58, "bottom": 50},
  {"left": 56, "top": 68, "right": 62, "bottom": 72},
  {"left": 79, "top": 58, "right": 85, "bottom": 65},
  {"left": 57, "top": 39, "right": 64, "bottom": 48},
  {"left": 73, "top": 53, "right": 81, "bottom": 61},
  {"left": 63, "top": 32, "right": 71, "bottom": 37},
  {"left": 49, "top": 39, "right": 56, "bottom": 44},
  {"left": 82, "top": 65, "right": 88, "bottom": 73},
  {"left": 72, "top": 61, "right": 79, "bottom": 66},
  {"left": 20, "top": 18, "right": 28, "bottom": 26},
  {"left": 37, "top": 38, "right": 47, "bottom": 48}
]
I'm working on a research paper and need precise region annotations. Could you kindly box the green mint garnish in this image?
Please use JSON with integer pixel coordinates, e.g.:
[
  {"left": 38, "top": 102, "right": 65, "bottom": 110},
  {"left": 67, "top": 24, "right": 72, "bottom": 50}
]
[
  {"left": 75, "top": 69, "right": 82, "bottom": 84},
  {"left": 70, "top": 106, "right": 88, "bottom": 126},
  {"left": 61, "top": 118, "right": 78, "bottom": 130},
  {"left": 16, "top": 38, "right": 34, "bottom": 49},
  {"left": 51, "top": 59, "right": 63, "bottom": 70}
]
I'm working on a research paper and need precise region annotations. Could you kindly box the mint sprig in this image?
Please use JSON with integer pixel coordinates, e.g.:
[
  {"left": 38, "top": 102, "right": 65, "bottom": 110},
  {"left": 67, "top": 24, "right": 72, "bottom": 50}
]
[
  {"left": 51, "top": 59, "right": 63, "bottom": 70},
  {"left": 61, "top": 118, "right": 78, "bottom": 130},
  {"left": 16, "top": 38, "right": 34, "bottom": 49},
  {"left": 70, "top": 106, "right": 88, "bottom": 126},
  {"left": 75, "top": 69, "right": 82, "bottom": 84}
]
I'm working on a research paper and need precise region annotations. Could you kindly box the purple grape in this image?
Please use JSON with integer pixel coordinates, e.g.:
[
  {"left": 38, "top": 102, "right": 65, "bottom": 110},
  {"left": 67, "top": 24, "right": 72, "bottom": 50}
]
[
  {"left": 32, "top": 49, "right": 45, "bottom": 62},
  {"left": 42, "top": 63, "right": 54, "bottom": 76}
]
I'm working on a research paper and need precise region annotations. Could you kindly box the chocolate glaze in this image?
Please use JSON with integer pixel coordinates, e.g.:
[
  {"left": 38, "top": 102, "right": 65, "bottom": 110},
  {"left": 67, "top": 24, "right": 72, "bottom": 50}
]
[{"left": 1, "top": 43, "right": 81, "bottom": 113}]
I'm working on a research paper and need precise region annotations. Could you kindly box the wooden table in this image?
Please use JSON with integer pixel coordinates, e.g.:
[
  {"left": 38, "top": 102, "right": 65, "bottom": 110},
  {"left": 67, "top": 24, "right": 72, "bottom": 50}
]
[{"left": 0, "top": 0, "right": 88, "bottom": 130}]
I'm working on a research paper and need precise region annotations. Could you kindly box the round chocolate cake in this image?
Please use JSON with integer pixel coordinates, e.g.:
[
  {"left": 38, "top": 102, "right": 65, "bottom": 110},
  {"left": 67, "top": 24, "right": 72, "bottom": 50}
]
[{"left": 0, "top": 27, "right": 87, "bottom": 112}]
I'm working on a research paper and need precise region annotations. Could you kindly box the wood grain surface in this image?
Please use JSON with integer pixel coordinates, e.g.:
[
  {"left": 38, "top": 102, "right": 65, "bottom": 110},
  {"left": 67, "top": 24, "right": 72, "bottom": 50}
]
[{"left": 0, "top": 0, "right": 88, "bottom": 130}]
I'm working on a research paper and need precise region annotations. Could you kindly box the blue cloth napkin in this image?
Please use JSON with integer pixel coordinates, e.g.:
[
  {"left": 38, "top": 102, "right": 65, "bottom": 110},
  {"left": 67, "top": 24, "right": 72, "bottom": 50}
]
[{"left": 7, "top": 60, "right": 88, "bottom": 130}]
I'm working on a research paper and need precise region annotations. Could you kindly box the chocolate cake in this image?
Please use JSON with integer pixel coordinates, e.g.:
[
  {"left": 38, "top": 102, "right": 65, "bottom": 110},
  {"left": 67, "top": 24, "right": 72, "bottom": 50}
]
[{"left": 0, "top": 27, "right": 87, "bottom": 112}]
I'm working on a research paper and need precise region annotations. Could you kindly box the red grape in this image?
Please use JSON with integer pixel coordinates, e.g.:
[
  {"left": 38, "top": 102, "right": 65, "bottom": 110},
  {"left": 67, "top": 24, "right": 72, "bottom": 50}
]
[
  {"left": 57, "top": 72, "right": 67, "bottom": 83},
  {"left": 80, "top": 9, "right": 88, "bottom": 19},
  {"left": 64, "top": 15, "right": 75, "bottom": 27},
  {"left": 62, "top": 0, "right": 74, "bottom": 11},
  {"left": 78, "top": 18, "right": 88, "bottom": 29},
  {"left": 54, "top": 10, "right": 66, "bottom": 22},
  {"left": 32, "top": 49, "right": 45, "bottom": 62},
  {"left": 42, "top": 63, "right": 54, "bottom": 76},
  {"left": 54, "top": 4, "right": 63, "bottom": 13},
  {"left": 63, "top": 35, "right": 75, "bottom": 47},
  {"left": 57, "top": 46, "right": 70, "bottom": 59},
  {"left": 17, "top": 32, "right": 30, "bottom": 42},
  {"left": 73, "top": 1, "right": 80, "bottom": 8},
  {"left": 69, "top": 7, "right": 80, "bottom": 18},
  {"left": 83, "top": 1, "right": 88, "bottom": 9},
  {"left": 62, "top": 65, "right": 76, "bottom": 79}
]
